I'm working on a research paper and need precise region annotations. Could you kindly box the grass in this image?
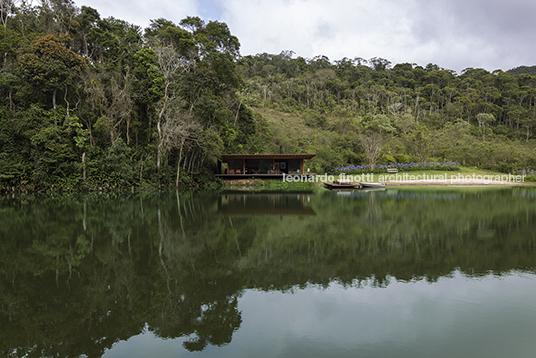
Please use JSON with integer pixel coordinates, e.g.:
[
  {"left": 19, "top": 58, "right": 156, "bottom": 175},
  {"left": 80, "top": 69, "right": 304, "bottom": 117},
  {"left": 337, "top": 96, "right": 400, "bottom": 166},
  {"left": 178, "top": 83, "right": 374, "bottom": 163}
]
[
  {"left": 317, "top": 167, "right": 529, "bottom": 184},
  {"left": 219, "top": 167, "right": 533, "bottom": 188}
]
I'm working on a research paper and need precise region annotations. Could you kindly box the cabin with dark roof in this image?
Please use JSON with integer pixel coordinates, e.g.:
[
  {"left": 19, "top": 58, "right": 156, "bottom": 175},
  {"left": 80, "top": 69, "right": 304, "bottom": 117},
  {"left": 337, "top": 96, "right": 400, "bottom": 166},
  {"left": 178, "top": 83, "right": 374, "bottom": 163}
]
[{"left": 216, "top": 153, "right": 316, "bottom": 179}]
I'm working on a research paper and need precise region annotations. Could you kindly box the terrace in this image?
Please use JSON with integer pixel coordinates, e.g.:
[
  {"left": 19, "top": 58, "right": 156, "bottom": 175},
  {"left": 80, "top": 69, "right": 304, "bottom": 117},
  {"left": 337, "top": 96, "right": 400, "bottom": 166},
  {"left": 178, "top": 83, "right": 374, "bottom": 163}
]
[{"left": 216, "top": 154, "right": 316, "bottom": 179}]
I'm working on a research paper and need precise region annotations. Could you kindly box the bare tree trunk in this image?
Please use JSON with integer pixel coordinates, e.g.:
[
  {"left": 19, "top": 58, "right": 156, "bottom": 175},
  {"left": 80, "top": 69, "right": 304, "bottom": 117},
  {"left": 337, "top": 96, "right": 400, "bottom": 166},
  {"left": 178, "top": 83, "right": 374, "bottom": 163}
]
[
  {"left": 82, "top": 152, "right": 86, "bottom": 180},
  {"left": 52, "top": 88, "right": 58, "bottom": 125},
  {"left": 88, "top": 126, "right": 94, "bottom": 146},
  {"left": 183, "top": 151, "right": 188, "bottom": 170},
  {"left": 197, "top": 152, "right": 206, "bottom": 171},
  {"left": 157, "top": 120, "right": 162, "bottom": 168},
  {"left": 8, "top": 88, "right": 14, "bottom": 112},
  {"left": 414, "top": 94, "right": 419, "bottom": 122},
  {"left": 233, "top": 96, "right": 243, "bottom": 127},
  {"left": 64, "top": 84, "right": 70, "bottom": 117},
  {"left": 188, "top": 149, "right": 196, "bottom": 173},
  {"left": 126, "top": 118, "right": 130, "bottom": 145},
  {"left": 176, "top": 140, "right": 184, "bottom": 187},
  {"left": 83, "top": 34, "right": 89, "bottom": 57},
  {"left": 157, "top": 82, "right": 171, "bottom": 169},
  {"left": 228, "top": 96, "right": 243, "bottom": 146},
  {"left": 139, "top": 158, "right": 144, "bottom": 185}
]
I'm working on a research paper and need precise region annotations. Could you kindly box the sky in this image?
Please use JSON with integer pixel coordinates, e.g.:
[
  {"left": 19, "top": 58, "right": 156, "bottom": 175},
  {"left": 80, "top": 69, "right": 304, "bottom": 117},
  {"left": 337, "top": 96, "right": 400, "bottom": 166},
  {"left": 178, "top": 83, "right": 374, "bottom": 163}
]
[{"left": 77, "top": 0, "right": 536, "bottom": 74}]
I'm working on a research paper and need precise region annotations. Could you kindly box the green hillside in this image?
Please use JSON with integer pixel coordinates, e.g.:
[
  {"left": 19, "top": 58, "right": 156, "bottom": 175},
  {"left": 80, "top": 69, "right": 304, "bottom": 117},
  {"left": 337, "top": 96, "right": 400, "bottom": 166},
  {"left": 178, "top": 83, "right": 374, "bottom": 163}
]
[
  {"left": 0, "top": 2, "right": 535, "bottom": 191},
  {"left": 507, "top": 65, "right": 536, "bottom": 76}
]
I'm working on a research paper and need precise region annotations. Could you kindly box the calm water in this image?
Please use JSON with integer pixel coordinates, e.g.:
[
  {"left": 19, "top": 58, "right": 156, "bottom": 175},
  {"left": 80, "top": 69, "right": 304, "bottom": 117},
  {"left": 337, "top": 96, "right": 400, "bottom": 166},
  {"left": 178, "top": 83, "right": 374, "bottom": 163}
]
[{"left": 1, "top": 187, "right": 536, "bottom": 358}]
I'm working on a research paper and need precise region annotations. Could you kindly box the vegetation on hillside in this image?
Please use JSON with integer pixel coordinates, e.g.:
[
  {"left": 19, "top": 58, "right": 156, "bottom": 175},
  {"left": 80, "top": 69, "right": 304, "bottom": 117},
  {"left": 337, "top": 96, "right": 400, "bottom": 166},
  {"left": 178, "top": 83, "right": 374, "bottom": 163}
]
[
  {"left": 508, "top": 65, "right": 536, "bottom": 76},
  {"left": 237, "top": 52, "right": 536, "bottom": 174},
  {"left": 0, "top": 1, "right": 535, "bottom": 191}
]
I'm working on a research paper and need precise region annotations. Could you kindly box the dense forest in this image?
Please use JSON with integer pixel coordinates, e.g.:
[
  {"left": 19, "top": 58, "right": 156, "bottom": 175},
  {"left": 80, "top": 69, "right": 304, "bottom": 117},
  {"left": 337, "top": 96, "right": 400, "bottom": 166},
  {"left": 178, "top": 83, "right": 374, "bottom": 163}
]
[{"left": 0, "top": 0, "right": 535, "bottom": 191}]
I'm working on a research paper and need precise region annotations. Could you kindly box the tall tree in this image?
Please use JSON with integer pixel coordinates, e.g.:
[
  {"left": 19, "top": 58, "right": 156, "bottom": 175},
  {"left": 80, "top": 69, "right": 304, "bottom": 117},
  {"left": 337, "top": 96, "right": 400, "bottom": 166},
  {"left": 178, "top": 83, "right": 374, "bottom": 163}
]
[
  {"left": 18, "top": 34, "right": 87, "bottom": 112},
  {"left": 154, "top": 45, "right": 192, "bottom": 168},
  {"left": 476, "top": 113, "right": 495, "bottom": 140},
  {"left": 357, "top": 114, "right": 394, "bottom": 171}
]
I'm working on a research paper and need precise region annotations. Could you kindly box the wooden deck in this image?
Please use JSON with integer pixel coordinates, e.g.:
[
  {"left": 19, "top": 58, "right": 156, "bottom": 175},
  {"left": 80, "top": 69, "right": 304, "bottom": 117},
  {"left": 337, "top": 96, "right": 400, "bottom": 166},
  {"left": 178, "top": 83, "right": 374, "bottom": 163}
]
[
  {"left": 215, "top": 173, "right": 316, "bottom": 180},
  {"left": 217, "top": 153, "right": 316, "bottom": 179}
]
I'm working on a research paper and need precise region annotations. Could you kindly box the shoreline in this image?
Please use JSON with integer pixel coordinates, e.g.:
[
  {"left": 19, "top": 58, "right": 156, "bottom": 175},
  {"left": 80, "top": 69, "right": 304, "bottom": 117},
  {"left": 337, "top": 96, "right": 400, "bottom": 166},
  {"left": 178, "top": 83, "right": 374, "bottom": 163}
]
[
  {"left": 382, "top": 180, "right": 534, "bottom": 187},
  {"left": 222, "top": 178, "right": 536, "bottom": 188}
]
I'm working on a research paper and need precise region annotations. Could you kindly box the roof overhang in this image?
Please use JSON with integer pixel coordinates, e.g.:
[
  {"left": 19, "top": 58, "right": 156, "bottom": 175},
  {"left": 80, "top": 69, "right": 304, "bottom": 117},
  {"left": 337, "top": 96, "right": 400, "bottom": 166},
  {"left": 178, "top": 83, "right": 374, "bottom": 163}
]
[{"left": 221, "top": 154, "right": 316, "bottom": 160}]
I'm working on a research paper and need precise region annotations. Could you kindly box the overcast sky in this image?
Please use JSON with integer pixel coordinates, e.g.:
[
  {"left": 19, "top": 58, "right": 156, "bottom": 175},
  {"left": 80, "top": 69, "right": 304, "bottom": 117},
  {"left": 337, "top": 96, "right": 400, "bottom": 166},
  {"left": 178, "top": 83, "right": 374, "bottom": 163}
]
[{"left": 78, "top": 0, "right": 536, "bottom": 74}]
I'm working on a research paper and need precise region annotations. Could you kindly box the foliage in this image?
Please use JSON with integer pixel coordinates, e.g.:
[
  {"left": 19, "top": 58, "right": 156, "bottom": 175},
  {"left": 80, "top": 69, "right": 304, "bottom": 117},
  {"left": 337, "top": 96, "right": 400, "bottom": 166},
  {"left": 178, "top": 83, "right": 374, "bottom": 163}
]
[
  {"left": 237, "top": 53, "right": 536, "bottom": 175},
  {"left": 1, "top": 2, "right": 536, "bottom": 191},
  {"left": 0, "top": 3, "right": 255, "bottom": 191}
]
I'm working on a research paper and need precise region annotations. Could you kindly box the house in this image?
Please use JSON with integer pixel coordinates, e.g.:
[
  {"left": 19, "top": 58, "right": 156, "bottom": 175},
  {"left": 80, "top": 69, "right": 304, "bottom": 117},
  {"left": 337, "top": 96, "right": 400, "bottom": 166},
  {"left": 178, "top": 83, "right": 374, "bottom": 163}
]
[{"left": 216, "top": 153, "right": 316, "bottom": 178}]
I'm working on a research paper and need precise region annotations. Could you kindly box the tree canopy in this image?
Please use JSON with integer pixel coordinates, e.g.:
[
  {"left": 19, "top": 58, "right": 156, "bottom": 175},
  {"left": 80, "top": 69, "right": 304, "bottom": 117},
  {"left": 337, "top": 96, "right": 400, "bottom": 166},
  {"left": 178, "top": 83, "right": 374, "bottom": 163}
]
[{"left": 0, "top": 1, "right": 535, "bottom": 191}]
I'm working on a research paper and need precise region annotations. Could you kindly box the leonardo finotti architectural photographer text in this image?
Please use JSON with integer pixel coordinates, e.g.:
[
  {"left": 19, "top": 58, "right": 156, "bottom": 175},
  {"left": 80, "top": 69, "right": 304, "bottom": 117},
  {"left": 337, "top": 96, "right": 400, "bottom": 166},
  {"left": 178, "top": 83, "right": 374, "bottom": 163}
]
[{"left": 282, "top": 173, "right": 527, "bottom": 184}]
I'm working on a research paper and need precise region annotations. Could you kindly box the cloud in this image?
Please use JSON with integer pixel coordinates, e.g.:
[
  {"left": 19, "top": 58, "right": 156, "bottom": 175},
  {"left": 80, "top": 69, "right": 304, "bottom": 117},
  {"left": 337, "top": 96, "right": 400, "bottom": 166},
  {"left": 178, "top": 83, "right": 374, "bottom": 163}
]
[
  {"left": 78, "top": 0, "right": 536, "bottom": 72},
  {"left": 221, "top": 0, "right": 536, "bottom": 72},
  {"left": 80, "top": 0, "right": 198, "bottom": 29},
  {"left": 220, "top": 0, "right": 439, "bottom": 66},
  {"left": 222, "top": 0, "right": 402, "bottom": 59}
]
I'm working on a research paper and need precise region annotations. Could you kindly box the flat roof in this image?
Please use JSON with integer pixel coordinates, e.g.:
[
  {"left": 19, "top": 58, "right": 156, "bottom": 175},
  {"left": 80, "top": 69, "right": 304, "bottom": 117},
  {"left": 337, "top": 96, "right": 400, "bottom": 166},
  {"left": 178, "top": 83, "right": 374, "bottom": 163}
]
[{"left": 221, "top": 154, "right": 316, "bottom": 160}]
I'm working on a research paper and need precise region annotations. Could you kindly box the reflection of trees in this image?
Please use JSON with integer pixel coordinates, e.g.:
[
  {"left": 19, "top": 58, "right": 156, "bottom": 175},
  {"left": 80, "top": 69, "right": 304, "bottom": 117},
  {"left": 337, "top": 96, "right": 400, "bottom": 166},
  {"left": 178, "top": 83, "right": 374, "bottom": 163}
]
[
  {"left": 237, "top": 188, "right": 536, "bottom": 287},
  {"left": 0, "top": 188, "right": 535, "bottom": 356},
  {"left": 150, "top": 192, "right": 243, "bottom": 351},
  {"left": 0, "top": 191, "right": 244, "bottom": 356}
]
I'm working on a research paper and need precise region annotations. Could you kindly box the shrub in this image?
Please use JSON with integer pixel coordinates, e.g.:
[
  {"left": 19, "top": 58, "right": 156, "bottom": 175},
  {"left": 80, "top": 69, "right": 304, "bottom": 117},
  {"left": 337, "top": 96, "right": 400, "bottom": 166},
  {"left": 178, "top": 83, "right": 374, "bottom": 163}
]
[
  {"left": 520, "top": 170, "right": 536, "bottom": 183},
  {"left": 328, "top": 161, "right": 461, "bottom": 175}
]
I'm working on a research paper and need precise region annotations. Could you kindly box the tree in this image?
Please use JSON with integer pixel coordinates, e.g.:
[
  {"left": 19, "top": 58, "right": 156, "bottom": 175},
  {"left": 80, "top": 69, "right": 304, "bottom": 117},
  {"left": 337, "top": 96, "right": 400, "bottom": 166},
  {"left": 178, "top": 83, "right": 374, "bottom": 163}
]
[
  {"left": 358, "top": 131, "right": 384, "bottom": 171},
  {"left": 0, "top": 72, "right": 19, "bottom": 111},
  {"left": 0, "top": 0, "right": 15, "bottom": 30},
  {"left": 408, "top": 126, "right": 432, "bottom": 165},
  {"left": 18, "top": 34, "right": 87, "bottom": 111},
  {"left": 144, "top": 18, "right": 196, "bottom": 55},
  {"left": 159, "top": 106, "right": 202, "bottom": 187},
  {"left": 0, "top": 23, "right": 21, "bottom": 71},
  {"left": 476, "top": 113, "right": 495, "bottom": 140},
  {"left": 74, "top": 6, "right": 100, "bottom": 58},
  {"left": 357, "top": 115, "right": 394, "bottom": 171},
  {"left": 395, "top": 112, "right": 415, "bottom": 135},
  {"left": 154, "top": 45, "right": 192, "bottom": 169},
  {"left": 87, "top": 17, "right": 141, "bottom": 68},
  {"left": 90, "top": 72, "right": 134, "bottom": 145},
  {"left": 369, "top": 57, "right": 391, "bottom": 71}
]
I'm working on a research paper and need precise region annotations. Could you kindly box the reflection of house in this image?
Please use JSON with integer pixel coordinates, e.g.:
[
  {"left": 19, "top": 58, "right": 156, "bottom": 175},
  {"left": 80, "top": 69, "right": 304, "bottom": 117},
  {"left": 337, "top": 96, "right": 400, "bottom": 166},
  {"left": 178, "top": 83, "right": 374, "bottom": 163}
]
[
  {"left": 216, "top": 154, "right": 316, "bottom": 178},
  {"left": 218, "top": 191, "right": 316, "bottom": 216}
]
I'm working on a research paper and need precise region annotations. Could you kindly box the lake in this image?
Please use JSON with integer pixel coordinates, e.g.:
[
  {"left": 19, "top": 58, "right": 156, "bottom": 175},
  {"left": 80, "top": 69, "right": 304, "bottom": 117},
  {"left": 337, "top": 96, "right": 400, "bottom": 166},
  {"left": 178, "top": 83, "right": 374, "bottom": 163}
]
[{"left": 1, "top": 187, "right": 536, "bottom": 358}]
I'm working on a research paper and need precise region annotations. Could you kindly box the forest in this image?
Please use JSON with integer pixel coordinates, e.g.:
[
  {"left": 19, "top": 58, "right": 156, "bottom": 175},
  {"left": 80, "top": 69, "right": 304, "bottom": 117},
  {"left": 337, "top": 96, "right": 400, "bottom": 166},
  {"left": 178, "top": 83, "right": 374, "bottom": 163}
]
[{"left": 1, "top": 0, "right": 536, "bottom": 191}]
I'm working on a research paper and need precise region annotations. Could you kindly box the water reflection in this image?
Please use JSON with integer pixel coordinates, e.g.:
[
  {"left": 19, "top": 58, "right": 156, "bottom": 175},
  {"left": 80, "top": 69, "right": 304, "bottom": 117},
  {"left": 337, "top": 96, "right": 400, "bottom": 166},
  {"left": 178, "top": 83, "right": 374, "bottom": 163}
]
[
  {"left": 0, "top": 187, "right": 535, "bottom": 357},
  {"left": 218, "top": 190, "right": 316, "bottom": 216}
]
